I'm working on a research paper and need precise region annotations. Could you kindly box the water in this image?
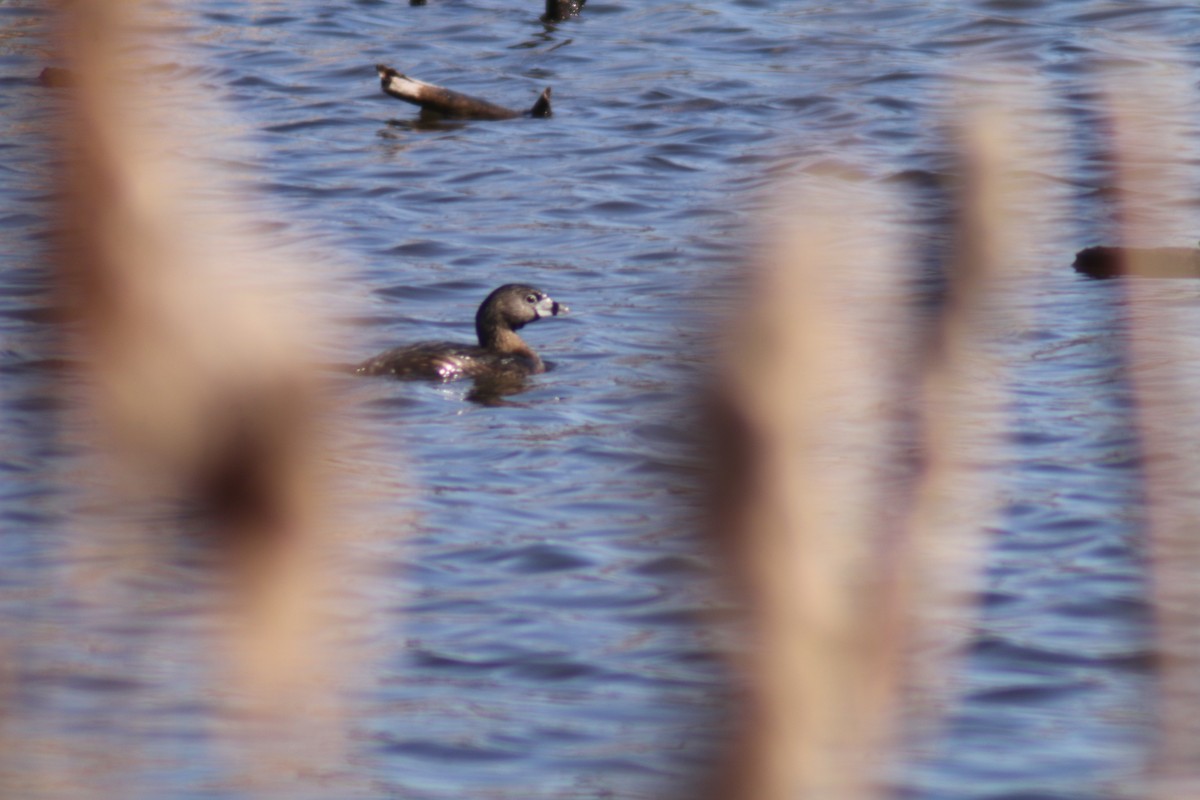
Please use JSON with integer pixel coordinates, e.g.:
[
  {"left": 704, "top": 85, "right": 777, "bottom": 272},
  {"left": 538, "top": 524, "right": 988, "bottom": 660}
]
[{"left": 6, "top": 0, "right": 1200, "bottom": 797}]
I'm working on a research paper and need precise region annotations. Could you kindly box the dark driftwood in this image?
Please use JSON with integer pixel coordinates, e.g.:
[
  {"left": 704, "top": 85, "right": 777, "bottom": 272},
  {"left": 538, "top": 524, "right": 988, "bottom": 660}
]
[
  {"left": 1073, "top": 245, "right": 1200, "bottom": 279},
  {"left": 543, "top": 0, "right": 586, "bottom": 22},
  {"left": 375, "top": 64, "right": 551, "bottom": 120}
]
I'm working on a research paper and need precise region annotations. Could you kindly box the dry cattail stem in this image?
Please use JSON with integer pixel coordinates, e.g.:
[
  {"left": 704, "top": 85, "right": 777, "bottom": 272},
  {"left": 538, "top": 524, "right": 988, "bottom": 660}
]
[
  {"left": 708, "top": 81, "right": 1050, "bottom": 800},
  {"left": 1106, "top": 71, "right": 1200, "bottom": 797},
  {"left": 51, "top": 0, "right": 354, "bottom": 794},
  {"left": 708, "top": 176, "right": 911, "bottom": 800}
]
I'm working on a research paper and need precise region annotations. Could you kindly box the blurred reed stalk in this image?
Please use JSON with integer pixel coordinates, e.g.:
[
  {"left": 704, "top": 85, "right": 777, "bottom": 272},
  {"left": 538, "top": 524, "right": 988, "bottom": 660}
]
[
  {"left": 1106, "top": 71, "right": 1200, "bottom": 797},
  {"left": 707, "top": 178, "right": 911, "bottom": 800},
  {"left": 708, "top": 82, "right": 1045, "bottom": 800},
  {"left": 900, "top": 87, "right": 1050, "bottom": 722},
  {"left": 43, "top": 0, "right": 354, "bottom": 794}
]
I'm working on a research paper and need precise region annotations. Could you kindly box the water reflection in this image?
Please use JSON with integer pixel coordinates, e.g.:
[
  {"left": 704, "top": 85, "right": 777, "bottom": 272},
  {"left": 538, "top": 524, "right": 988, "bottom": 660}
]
[{"left": 382, "top": 115, "right": 469, "bottom": 134}]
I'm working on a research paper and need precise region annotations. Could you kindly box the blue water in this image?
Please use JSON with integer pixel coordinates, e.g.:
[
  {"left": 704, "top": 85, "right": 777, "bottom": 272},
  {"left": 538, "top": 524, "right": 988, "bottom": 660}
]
[{"left": 5, "top": 0, "right": 1200, "bottom": 797}]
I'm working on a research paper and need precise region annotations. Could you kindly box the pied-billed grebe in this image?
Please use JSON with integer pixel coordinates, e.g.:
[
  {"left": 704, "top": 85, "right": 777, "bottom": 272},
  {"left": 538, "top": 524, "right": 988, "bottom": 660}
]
[
  {"left": 376, "top": 65, "right": 551, "bottom": 120},
  {"left": 356, "top": 284, "right": 568, "bottom": 381}
]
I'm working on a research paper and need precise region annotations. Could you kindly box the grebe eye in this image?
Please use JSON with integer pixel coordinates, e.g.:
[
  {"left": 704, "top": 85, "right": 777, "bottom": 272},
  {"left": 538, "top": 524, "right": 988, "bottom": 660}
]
[{"left": 525, "top": 293, "right": 538, "bottom": 304}]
